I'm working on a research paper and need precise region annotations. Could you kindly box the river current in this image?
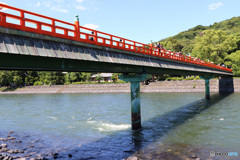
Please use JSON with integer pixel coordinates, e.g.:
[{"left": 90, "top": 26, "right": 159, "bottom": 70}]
[{"left": 0, "top": 93, "right": 239, "bottom": 159}]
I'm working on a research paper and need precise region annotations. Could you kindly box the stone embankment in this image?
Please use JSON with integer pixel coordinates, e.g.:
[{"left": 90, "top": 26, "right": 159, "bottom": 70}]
[{"left": 0, "top": 79, "right": 239, "bottom": 94}]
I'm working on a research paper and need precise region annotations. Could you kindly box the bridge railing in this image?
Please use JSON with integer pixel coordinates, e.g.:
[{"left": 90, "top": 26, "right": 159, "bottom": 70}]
[{"left": 0, "top": 4, "right": 232, "bottom": 72}]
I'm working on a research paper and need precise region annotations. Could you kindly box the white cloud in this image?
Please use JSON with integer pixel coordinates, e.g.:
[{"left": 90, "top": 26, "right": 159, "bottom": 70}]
[
  {"left": 51, "top": 6, "right": 68, "bottom": 13},
  {"left": 208, "top": 2, "right": 223, "bottom": 10},
  {"left": 83, "top": 24, "right": 99, "bottom": 30},
  {"left": 36, "top": 2, "right": 41, "bottom": 7},
  {"left": 76, "top": 5, "right": 86, "bottom": 10},
  {"left": 53, "top": 0, "right": 64, "bottom": 3},
  {"left": 76, "top": 0, "right": 84, "bottom": 3}
]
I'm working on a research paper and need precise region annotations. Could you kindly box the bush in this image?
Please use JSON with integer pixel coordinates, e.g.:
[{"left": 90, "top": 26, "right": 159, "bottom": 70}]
[
  {"left": 33, "top": 81, "right": 42, "bottom": 86},
  {"left": 157, "top": 74, "right": 170, "bottom": 81},
  {"left": 115, "top": 80, "right": 127, "bottom": 83},
  {"left": 194, "top": 76, "right": 201, "bottom": 80},
  {"left": 64, "top": 82, "right": 71, "bottom": 85},
  {"left": 185, "top": 77, "right": 195, "bottom": 80},
  {"left": 166, "top": 77, "right": 184, "bottom": 81},
  {"left": 72, "top": 81, "right": 115, "bottom": 85},
  {"left": 184, "top": 76, "right": 201, "bottom": 80},
  {"left": 193, "top": 83, "right": 196, "bottom": 88}
]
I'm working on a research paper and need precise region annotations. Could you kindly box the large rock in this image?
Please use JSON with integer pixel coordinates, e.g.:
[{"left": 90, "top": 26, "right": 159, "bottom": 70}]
[
  {"left": 7, "top": 137, "right": 16, "bottom": 140},
  {"left": 0, "top": 144, "right": 7, "bottom": 148},
  {"left": 1, "top": 148, "right": 10, "bottom": 152},
  {"left": 7, "top": 150, "right": 14, "bottom": 154}
]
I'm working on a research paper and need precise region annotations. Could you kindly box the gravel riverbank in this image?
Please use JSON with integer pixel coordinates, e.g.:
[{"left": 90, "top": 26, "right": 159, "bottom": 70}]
[{"left": 0, "top": 79, "right": 239, "bottom": 94}]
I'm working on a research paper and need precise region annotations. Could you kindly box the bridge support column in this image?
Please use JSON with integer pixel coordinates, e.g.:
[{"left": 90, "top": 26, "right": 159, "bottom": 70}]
[
  {"left": 219, "top": 76, "right": 234, "bottom": 93},
  {"left": 119, "top": 74, "right": 151, "bottom": 130},
  {"left": 200, "top": 76, "right": 214, "bottom": 100}
]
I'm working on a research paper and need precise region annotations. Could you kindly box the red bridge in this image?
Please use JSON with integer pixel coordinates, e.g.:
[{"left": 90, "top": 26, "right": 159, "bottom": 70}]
[{"left": 0, "top": 3, "right": 232, "bottom": 73}]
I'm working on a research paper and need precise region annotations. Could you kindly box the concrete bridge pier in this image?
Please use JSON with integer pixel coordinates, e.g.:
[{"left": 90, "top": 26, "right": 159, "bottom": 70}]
[
  {"left": 119, "top": 74, "right": 151, "bottom": 130},
  {"left": 200, "top": 76, "right": 214, "bottom": 100},
  {"left": 219, "top": 76, "right": 234, "bottom": 93}
]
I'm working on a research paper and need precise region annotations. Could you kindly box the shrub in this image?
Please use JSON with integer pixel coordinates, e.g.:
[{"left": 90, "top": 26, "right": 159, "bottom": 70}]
[
  {"left": 33, "top": 81, "right": 42, "bottom": 86},
  {"left": 185, "top": 77, "right": 195, "bottom": 80},
  {"left": 64, "top": 82, "right": 71, "bottom": 85},
  {"left": 166, "top": 77, "right": 184, "bottom": 81},
  {"left": 193, "top": 83, "right": 196, "bottom": 88}
]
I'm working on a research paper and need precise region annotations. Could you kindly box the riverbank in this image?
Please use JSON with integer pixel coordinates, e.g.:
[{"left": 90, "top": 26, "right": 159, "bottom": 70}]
[{"left": 0, "top": 79, "right": 239, "bottom": 94}]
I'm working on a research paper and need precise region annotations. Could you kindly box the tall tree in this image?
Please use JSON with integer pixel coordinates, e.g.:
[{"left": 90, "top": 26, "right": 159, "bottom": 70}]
[
  {"left": 192, "top": 30, "right": 237, "bottom": 64},
  {"left": 225, "top": 50, "right": 240, "bottom": 76}
]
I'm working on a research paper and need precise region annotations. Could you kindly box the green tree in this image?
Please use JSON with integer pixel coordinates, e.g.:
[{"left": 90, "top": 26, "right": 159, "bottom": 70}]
[
  {"left": 25, "top": 71, "right": 39, "bottom": 85},
  {"left": 38, "top": 71, "right": 65, "bottom": 85},
  {"left": 13, "top": 75, "right": 23, "bottom": 86},
  {"left": 80, "top": 72, "right": 91, "bottom": 82},
  {"left": 0, "top": 71, "right": 13, "bottom": 86},
  {"left": 111, "top": 73, "right": 118, "bottom": 82},
  {"left": 96, "top": 74, "right": 102, "bottom": 83},
  {"left": 192, "top": 30, "right": 237, "bottom": 64},
  {"left": 164, "top": 38, "right": 184, "bottom": 52},
  {"left": 65, "top": 72, "right": 82, "bottom": 83},
  {"left": 225, "top": 50, "right": 240, "bottom": 76}
]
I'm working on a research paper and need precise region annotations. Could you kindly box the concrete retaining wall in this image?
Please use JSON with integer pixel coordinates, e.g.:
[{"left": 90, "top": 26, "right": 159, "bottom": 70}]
[{"left": 1, "top": 79, "right": 239, "bottom": 94}]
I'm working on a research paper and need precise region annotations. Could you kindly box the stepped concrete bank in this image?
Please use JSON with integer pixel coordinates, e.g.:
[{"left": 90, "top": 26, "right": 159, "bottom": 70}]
[{"left": 0, "top": 79, "right": 239, "bottom": 94}]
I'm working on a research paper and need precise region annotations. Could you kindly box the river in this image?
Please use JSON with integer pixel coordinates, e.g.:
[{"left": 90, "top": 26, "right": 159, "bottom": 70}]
[{"left": 0, "top": 93, "right": 239, "bottom": 159}]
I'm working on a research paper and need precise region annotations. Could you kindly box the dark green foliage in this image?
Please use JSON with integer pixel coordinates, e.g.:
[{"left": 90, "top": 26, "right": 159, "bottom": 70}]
[{"left": 0, "top": 71, "right": 92, "bottom": 87}]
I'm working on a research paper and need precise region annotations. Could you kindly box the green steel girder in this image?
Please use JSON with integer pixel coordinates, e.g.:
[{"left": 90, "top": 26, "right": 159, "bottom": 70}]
[
  {"left": 0, "top": 52, "right": 233, "bottom": 77},
  {"left": 0, "top": 53, "right": 143, "bottom": 73}
]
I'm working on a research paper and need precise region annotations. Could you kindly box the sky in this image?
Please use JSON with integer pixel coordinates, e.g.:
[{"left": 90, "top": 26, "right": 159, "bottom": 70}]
[{"left": 1, "top": 0, "right": 240, "bottom": 44}]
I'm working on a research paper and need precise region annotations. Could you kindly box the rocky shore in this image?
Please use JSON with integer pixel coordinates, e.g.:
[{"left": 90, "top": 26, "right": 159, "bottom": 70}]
[
  {"left": 0, "top": 132, "right": 74, "bottom": 160},
  {"left": 0, "top": 131, "right": 211, "bottom": 160},
  {"left": 0, "top": 79, "right": 239, "bottom": 94}
]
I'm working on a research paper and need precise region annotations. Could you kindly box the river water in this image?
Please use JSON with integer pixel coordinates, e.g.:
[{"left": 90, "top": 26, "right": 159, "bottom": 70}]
[{"left": 0, "top": 93, "right": 239, "bottom": 159}]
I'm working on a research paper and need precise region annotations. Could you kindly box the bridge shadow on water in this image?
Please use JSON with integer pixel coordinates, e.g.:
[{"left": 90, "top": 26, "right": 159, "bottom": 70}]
[{"left": 57, "top": 93, "right": 232, "bottom": 160}]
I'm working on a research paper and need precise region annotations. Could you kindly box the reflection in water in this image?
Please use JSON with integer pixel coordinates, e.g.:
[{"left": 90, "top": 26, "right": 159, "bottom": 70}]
[{"left": 57, "top": 93, "right": 235, "bottom": 159}]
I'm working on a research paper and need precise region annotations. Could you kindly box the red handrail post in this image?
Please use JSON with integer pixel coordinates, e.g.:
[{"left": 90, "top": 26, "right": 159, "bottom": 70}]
[
  {"left": 149, "top": 43, "right": 153, "bottom": 55},
  {"left": 74, "top": 15, "right": 80, "bottom": 40},
  {"left": 94, "top": 31, "right": 98, "bottom": 42},
  {"left": 0, "top": 14, "right": 6, "bottom": 25},
  {"left": 51, "top": 20, "right": 56, "bottom": 36},
  {"left": 64, "top": 29, "right": 68, "bottom": 36},
  {"left": 36, "top": 22, "right": 41, "bottom": 31},
  {"left": 123, "top": 39, "right": 125, "bottom": 48},
  {"left": 133, "top": 42, "right": 136, "bottom": 51},
  {"left": 20, "top": 11, "right": 25, "bottom": 26},
  {"left": 110, "top": 35, "right": 113, "bottom": 45}
]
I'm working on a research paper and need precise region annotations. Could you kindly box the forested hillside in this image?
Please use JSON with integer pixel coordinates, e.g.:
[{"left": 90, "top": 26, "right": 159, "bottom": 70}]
[{"left": 159, "top": 16, "right": 240, "bottom": 76}]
